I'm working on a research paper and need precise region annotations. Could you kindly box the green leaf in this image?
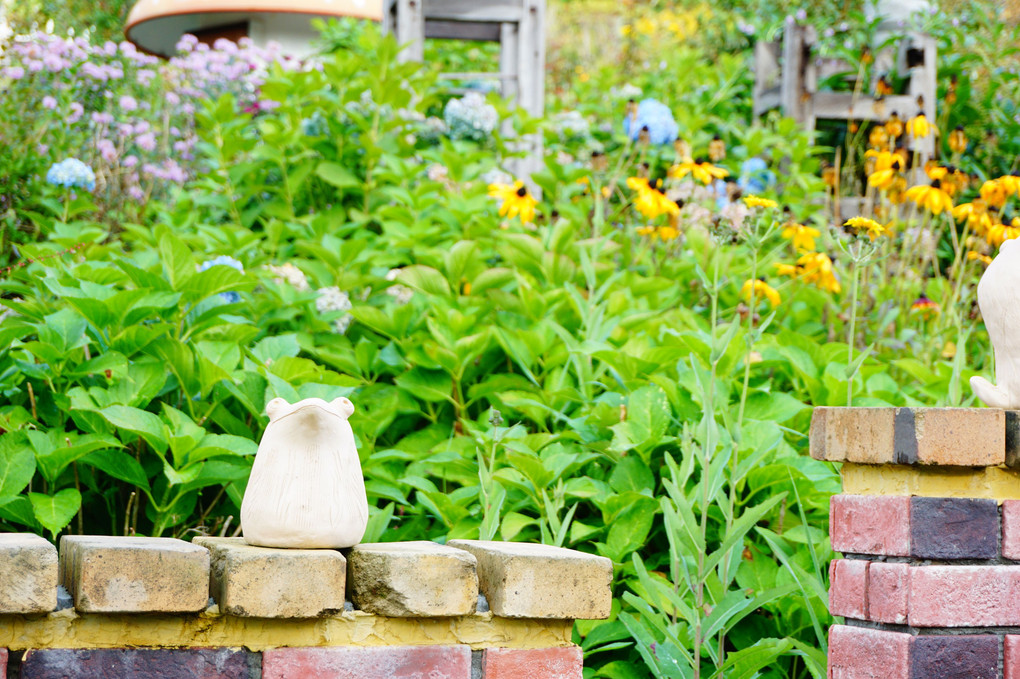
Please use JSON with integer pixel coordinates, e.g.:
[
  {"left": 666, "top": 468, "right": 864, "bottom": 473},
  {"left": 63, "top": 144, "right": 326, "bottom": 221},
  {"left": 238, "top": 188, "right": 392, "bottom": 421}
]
[
  {"left": 608, "top": 456, "right": 655, "bottom": 494},
  {"left": 30, "top": 489, "right": 81, "bottom": 537},
  {"left": 316, "top": 161, "right": 359, "bottom": 188},
  {"left": 100, "top": 405, "right": 170, "bottom": 454},
  {"left": 395, "top": 368, "right": 453, "bottom": 403},
  {"left": 84, "top": 449, "right": 150, "bottom": 488},
  {"left": 397, "top": 265, "right": 452, "bottom": 297},
  {"left": 0, "top": 434, "right": 35, "bottom": 498}
]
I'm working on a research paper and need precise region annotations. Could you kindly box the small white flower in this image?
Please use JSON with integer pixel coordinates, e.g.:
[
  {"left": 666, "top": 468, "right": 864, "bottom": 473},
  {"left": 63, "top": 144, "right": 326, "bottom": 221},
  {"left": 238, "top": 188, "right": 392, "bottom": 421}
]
[{"left": 266, "top": 263, "right": 309, "bottom": 291}]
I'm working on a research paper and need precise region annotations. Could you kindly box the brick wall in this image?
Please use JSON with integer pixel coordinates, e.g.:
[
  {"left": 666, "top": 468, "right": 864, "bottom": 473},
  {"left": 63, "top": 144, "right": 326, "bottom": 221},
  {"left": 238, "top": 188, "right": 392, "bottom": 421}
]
[
  {"left": 813, "top": 406, "right": 1020, "bottom": 679},
  {"left": 0, "top": 536, "right": 612, "bottom": 679}
]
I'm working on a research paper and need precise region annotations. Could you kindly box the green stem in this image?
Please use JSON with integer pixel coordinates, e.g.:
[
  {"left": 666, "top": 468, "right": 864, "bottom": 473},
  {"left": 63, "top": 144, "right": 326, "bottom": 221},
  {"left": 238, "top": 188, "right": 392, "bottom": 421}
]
[{"left": 847, "top": 257, "right": 861, "bottom": 406}]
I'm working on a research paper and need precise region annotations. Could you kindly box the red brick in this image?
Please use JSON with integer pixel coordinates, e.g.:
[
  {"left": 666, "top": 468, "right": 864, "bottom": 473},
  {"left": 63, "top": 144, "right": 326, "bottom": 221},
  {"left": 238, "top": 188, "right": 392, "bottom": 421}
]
[
  {"left": 829, "top": 560, "right": 868, "bottom": 620},
  {"left": 262, "top": 646, "right": 471, "bottom": 679},
  {"left": 830, "top": 495, "right": 911, "bottom": 557},
  {"left": 1004, "top": 500, "right": 1020, "bottom": 560},
  {"left": 1006, "top": 635, "right": 1020, "bottom": 679},
  {"left": 908, "top": 565, "right": 1020, "bottom": 627},
  {"left": 827, "top": 625, "right": 910, "bottom": 679},
  {"left": 867, "top": 562, "right": 909, "bottom": 625},
  {"left": 1, "top": 648, "right": 6, "bottom": 679},
  {"left": 20, "top": 649, "right": 255, "bottom": 678},
  {"left": 483, "top": 647, "right": 582, "bottom": 679},
  {"left": 910, "top": 635, "right": 999, "bottom": 679}
]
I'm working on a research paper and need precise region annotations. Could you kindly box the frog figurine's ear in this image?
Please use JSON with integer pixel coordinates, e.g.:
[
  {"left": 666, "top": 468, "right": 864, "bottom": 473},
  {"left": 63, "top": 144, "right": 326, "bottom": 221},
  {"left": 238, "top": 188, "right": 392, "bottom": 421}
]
[
  {"left": 332, "top": 397, "right": 355, "bottom": 419},
  {"left": 266, "top": 398, "right": 289, "bottom": 421}
]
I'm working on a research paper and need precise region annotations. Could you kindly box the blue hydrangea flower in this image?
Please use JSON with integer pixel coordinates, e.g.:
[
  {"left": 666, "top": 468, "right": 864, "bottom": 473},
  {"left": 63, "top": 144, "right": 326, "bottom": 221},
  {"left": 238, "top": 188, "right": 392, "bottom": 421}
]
[
  {"left": 46, "top": 158, "right": 96, "bottom": 191},
  {"left": 197, "top": 256, "right": 245, "bottom": 304},
  {"left": 738, "top": 157, "right": 777, "bottom": 195},
  {"left": 623, "top": 99, "right": 678, "bottom": 145},
  {"left": 444, "top": 93, "right": 499, "bottom": 142}
]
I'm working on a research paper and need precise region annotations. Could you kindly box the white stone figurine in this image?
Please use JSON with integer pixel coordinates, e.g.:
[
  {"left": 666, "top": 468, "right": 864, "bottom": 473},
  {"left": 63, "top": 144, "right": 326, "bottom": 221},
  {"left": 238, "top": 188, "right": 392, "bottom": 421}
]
[
  {"left": 971, "top": 238, "right": 1020, "bottom": 409},
  {"left": 241, "top": 397, "right": 368, "bottom": 549}
]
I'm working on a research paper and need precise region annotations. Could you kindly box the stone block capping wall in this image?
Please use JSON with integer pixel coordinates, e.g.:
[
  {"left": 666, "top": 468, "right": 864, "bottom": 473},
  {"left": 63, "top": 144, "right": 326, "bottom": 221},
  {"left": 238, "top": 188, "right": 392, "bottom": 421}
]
[
  {"left": 813, "top": 407, "right": 1020, "bottom": 679},
  {"left": 0, "top": 537, "right": 612, "bottom": 679}
]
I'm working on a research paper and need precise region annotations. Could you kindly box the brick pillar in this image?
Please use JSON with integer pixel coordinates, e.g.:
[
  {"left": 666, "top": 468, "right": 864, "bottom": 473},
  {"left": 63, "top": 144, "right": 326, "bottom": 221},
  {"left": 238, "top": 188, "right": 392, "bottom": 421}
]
[{"left": 812, "top": 406, "right": 1020, "bottom": 679}]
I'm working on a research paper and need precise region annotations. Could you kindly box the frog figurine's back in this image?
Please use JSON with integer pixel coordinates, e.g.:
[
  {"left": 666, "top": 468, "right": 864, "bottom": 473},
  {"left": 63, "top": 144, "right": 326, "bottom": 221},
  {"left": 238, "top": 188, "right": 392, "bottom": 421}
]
[
  {"left": 971, "top": 238, "right": 1020, "bottom": 409},
  {"left": 241, "top": 397, "right": 368, "bottom": 549}
]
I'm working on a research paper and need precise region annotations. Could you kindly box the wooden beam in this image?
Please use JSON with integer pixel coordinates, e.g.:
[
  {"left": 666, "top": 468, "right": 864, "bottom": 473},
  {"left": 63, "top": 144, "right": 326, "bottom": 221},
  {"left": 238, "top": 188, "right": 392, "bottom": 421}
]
[
  {"left": 423, "top": 0, "right": 524, "bottom": 23},
  {"left": 424, "top": 19, "right": 502, "bottom": 41},
  {"left": 811, "top": 93, "right": 915, "bottom": 122}
]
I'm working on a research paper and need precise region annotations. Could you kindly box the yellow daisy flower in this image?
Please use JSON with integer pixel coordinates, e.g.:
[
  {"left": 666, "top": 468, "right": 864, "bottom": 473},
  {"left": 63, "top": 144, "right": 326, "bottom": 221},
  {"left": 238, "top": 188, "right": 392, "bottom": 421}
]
[
  {"left": 904, "top": 181, "right": 953, "bottom": 215},
  {"left": 980, "top": 179, "right": 1009, "bottom": 208},
  {"left": 743, "top": 195, "right": 778, "bottom": 209},
  {"left": 907, "top": 113, "right": 931, "bottom": 139},
  {"left": 844, "top": 216, "right": 888, "bottom": 240},
  {"left": 781, "top": 222, "right": 821, "bottom": 252},
  {"left": 489, "top": 181, "right": 538, "bottom": 223},
  {"left": 741, "top": 279, "right": 782, "bottom": 308},
  {"left": 670, "top": 157, "right": 729, "bottom": 185}
]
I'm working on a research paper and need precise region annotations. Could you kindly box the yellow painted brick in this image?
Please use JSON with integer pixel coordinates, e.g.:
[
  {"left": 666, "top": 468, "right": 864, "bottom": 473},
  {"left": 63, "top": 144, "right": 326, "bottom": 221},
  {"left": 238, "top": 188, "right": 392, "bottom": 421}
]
[
  {"left": 0, "top": 608, "right": 573, "bottom": 651},
  {"left": 841, "top": 462, "right": 1020, "bottom": 502}
]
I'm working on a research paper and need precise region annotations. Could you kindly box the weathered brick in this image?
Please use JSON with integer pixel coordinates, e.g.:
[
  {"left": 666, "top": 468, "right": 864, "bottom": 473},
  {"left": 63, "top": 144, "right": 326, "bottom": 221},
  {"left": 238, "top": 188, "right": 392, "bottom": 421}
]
[
  {"left": 810, "top": 407, "right": 1005, "bottom": 466},
  {"left": 20, "top": 648, "right": 255, "bottom": 679},
  {"left": 910, "top": 497, "right": 999, "bottom": 559},
  {"left": 448, "top": 540, "right": 612, "bottom": 619},
  {"left": 827, "top": 625, "right": 910, "bottom": 679},
  {"left": 828, "top": 559, "right": 868, "bottom": 620},
  {"left": 0, "top": 533, "right": 57, "bottom": 613},
  {"left": 348, "top": 541, "right": 477, "bottom": 617},
  {"left": 899, "top": 407, "right": 1005, "bottom": 466},
  {"left": 1007, "top": 411, "right": 1020, "bottom": 468},
  {"left": 908, "top": 565, "right": 1020, "bottom": 627},
  {"left": 910, "top": 635, "right": 999, "bottom": 679},
  {"left": 483, "top": 647, "right": 582, "bottom": 679},
  {"left": 1005, "top": 635, "right": 1020, "bottom": 679},
  {"left": 810, "top": 407, "right": 896, "bottom": 463},
  {"left": 867, "top": 562, "right": 909, "bottom": 625},
  {"left": 194, "top": 537, "right": 345, "bottom": 618},
  {"left": 830, "top": 495, "right": 911, "bottom": 557},
  {"left": 262, "top": 646, "right": 471, "bottom": 679},
  {"left": 60, "top": 536, "right": 209, "bottom": 613},
  {"left": 1004, "top": 500, "right": 1020, "bottom": 560}
]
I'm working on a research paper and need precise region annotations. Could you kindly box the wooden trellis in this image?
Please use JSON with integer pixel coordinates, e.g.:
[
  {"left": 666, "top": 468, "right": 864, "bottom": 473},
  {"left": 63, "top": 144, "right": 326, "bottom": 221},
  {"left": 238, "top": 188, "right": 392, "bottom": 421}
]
[
  {"left": 754, "top": 17, "right": 937, "bottom": 160},
  {"left": 383, "top": 0, "right": 546, "bottom": 178}
]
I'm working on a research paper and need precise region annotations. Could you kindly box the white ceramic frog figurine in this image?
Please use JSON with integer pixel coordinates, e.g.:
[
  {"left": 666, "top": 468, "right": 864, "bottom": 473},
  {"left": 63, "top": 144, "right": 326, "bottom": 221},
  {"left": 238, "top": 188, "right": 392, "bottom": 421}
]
[
  {"left": 241, "top": 397, "right": 368, "bottom": 549},
  {"left": 971, "top": 238, "right": 1020, "bottom": 409}
]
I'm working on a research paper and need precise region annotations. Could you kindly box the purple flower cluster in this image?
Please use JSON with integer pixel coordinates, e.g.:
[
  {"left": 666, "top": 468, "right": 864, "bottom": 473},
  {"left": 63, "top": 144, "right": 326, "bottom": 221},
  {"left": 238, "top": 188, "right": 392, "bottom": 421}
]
[{"left": 1, "top": 30, "right": 290, "bottom": 219}]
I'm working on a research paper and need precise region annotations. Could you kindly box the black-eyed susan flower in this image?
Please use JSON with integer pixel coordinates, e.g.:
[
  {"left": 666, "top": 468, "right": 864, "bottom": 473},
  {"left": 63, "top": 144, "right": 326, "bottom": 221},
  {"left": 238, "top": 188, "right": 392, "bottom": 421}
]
[
  {"left": 910, "top": 295, "right": 940, "bottom": 320},
  {"left": 875, "top": 75, "right": 894, "bottom": 96},
  {"left": 845, "top": 216, "right": 888, "bottom": 240},
  {"left": 968, "top": 251, "right": 993, "bottom": 266},
  {"left": 797, "top": 252, "right": 841, "bottom": 293},
  {"left": 1000, "top": 174, "right": 1020, "bottom": 196},
  {"left": 904, "top": 180, "right": 953, "bottom": 215},
  {"left": 949, "top": 126, "right": 967, "bottom": 154},
  {"left": 925, "top": 161, "right": 948, "bottom": 182},
  {"left": 980, "top": 179, "right": 1008, "bottom": 208},
  {"left": 869, "top": 125, "right": 890, "bottom": 150},
  {"left": 637, "top": 225, "right": 657, "bottom": 237},
  {"left": 709, "top": 135, "right": 726, "bottom": 162},
  {"left": 634, "top": 186, "right": 681, "bottom": 220},
  {"left": 743, "top": 195, "right": 778, "bottom": 209},
  {"left": 741, "top": 278, "right": 781, "bottom": 307},
  {"left": 866, "top": 150, "right": 902, "bottom": 190},
  {"left": 885, "top": 113, "right": 904, "bottom": 139},
  {"left": 674, "top": 138, "right": 692, "bottom": 159},
  {"left": 627, "top": 176, "right": 651, "bottom": 193},
  {"left": 782, "top": 222, "right": 821, "bottom": 252},
  {"left": 774, "top": 262, "right": 799, "bottom": 278},
  {"left": 657, "top": 225, "right": 681, "bottom": 240},
  {"left": 670, "top": 157, "right": 729, "bottom": 185},
  {"left": 988, "top": 218, "right": 1020, "bottom": 247},
  {"left": 907, "top": 112, "right": 931, "bottom": 139},
  {"left": 489, "top": 181, "right": 538, "bottom": 223},
  {"left": 822, "top": 164, "right": 838, "bottom": 188}
]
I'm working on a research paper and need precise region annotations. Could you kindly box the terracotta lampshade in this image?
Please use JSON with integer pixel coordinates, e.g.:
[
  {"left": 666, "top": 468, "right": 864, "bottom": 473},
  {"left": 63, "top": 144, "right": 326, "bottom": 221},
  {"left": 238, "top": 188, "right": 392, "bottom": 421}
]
[{"left": 125, "top": 0, "right": 383, "bottom": 57}]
